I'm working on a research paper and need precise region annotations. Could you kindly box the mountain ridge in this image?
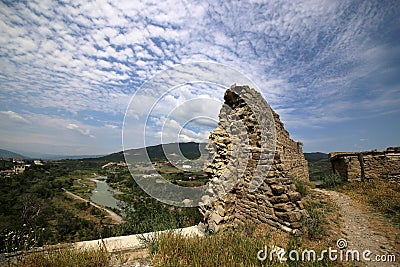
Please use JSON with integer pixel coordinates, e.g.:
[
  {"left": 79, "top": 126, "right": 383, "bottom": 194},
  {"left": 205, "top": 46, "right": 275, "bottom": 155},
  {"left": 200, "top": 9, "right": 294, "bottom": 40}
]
[
  {"left": 1, "top": 145, "right": 330, "bottom": 163},
  {"left": 98, "top": 142, "right": 207, "bottom": 162},
  {"left": 0, "top": 149, "right": 29, "bottom": 159}
]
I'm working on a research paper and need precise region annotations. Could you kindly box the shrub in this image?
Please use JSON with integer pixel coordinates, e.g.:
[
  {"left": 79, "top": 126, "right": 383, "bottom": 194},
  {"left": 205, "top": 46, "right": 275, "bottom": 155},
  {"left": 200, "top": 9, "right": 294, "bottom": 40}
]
[
  {"left": 321, "top": 173, "right": 344, "bottom": 188},
  {"left": 301, "top": 202, "right": 326, "bottom": 239},
  {"left": 294, "top": 180, "right": 311, "bottom": 196}
]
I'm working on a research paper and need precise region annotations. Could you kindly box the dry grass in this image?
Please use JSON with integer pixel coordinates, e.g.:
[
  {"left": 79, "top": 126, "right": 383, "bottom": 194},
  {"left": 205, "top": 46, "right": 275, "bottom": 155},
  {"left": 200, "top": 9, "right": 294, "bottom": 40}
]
[
  {"left": 339, "top": 179, "right": 400, "bottom": 225},
  {"left": 150, "top": 228, "right": 277, "bottom": 267},
  {"left": 339, "top": 179, "right": 400, "bottom": 250},
  {"left": 149, "top": 226, "right": 342, "bottom": 267},
  {"left": 3, "top": 246, "right": 109, "bottom": 267},
  {"left": 149, "top": 187, "right": 343, "bottom": 267}
]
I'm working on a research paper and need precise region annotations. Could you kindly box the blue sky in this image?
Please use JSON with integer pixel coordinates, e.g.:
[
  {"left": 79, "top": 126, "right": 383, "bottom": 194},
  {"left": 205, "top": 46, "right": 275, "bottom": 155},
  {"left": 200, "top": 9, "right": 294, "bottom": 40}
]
[{"left": 0, "top": 0, "right": 399, "bottom": 156}]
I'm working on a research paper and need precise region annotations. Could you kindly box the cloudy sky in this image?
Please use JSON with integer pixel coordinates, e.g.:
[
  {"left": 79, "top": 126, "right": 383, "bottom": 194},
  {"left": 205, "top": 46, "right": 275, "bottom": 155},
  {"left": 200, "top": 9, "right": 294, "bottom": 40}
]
[{"left": 1, "top": 0, "right": 399, "bottom": 156}]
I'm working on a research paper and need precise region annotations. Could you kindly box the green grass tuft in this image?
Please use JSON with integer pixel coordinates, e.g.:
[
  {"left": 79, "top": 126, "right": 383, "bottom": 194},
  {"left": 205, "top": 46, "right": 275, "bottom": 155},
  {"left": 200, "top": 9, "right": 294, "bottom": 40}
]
[{"left": 320, "top": 173, "right": 345, "bottom": 188}]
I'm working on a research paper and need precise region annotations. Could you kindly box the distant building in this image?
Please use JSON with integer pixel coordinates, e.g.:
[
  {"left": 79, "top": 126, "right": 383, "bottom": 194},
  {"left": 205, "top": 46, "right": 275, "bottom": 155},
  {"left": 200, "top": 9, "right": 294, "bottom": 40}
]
[
  {"left": 102, "top": 162, "right": 116, "bottom": 169},
  {"left": 13, "top": 165, "right": 25, "bottom": 174},
  {"left": 1, "top": 169, "right": 14, "bottom": 177},
  {"left": 182, "top": 165, "right": 192, "bottom": 169},
  {"left": 102, "top": 161, "right": 128, "bottom": 169},
  {"left": 155, "top": 161, "right": 174, "bottom": 167},
  {"left": 34, "top": 160, "right": 43, "bottom": 165},
  {"left": 143, "top": 173, "right": 158, "bottom": 178},
  {"left": 13, "top": 158, "right": 25, "bottom": 164}
]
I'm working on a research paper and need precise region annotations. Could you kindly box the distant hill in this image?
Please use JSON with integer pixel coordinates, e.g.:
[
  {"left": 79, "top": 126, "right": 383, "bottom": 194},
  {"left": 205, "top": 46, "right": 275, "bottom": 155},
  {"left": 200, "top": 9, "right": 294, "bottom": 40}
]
[
  {"left": 304, "top": 152, "right": 328, "bottom": 162},
  {"left": 0, "top": 149, "right": 29, "bottom": 159},
  {"left": 98, "top": 142, "right": 207, "bottom": 163},
  {"left": 43, "top": 154, "right": 106, "bottom": 160},
  {"left": 102, "top": 146, "right": 330, "bottom": 165},
  {"left": 304, "top": 152, "right": 330, "bottom": 181},
  {"left": 101, "top": 146, "right": 332, "bottom": 181}
]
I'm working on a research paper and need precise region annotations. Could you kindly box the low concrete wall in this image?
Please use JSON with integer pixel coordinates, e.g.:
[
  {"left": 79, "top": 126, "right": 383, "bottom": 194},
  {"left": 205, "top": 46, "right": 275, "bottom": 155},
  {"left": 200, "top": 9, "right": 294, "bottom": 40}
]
[{"left": 75, "top": 225, "right": 204, "bottom": 252}]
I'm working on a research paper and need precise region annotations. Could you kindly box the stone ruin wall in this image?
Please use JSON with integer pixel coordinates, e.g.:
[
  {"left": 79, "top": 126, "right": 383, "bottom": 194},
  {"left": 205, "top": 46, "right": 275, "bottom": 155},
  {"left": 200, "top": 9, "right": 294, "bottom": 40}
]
[
  {"left": 329, "top": 147, "right": 400, "bottom": 182},
  {"left": 274, "top": 111, "right": 309, "bottom": 182},
  {"left": 199, "top": 85, "right": 309, "bottom": 234}
]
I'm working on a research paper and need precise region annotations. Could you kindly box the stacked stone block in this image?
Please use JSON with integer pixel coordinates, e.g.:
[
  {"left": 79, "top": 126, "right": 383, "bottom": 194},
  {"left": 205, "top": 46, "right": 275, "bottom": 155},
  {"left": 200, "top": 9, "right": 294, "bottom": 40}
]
[
  {"left": 199, "top": 85, "right": 309, "bottom": 234},
  {"left": 330, "top": 147, "right": 400, "bottom": 182}
]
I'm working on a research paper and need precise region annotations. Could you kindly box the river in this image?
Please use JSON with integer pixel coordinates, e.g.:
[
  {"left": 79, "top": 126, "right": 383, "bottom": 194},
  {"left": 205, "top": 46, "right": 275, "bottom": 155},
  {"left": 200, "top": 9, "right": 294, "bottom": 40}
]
[{"left": 88, "top": 177, "right": 121, "bottom": 210}]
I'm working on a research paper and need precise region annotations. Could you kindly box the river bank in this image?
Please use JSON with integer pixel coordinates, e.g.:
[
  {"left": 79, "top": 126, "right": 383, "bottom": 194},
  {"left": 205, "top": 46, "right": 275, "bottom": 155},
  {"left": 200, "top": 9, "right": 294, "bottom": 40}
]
[
  {"left": 62, "top": 189, "right": 123, "bottom": 224},
  {"left": 87, "top": 177, "right": 122, "bottom": 211}
]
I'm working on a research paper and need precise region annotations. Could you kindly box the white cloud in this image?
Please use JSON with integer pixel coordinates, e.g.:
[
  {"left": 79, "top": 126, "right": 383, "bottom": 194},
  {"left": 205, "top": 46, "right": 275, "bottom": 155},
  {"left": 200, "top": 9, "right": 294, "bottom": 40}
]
[
  {"left": 0, "top": 110, "right": 30, "bottom": 124},
  {"left": 0, "top": 112, "right": 123, "bottom": 154},
  {"left": 0, "top": 0, "right": 399, "bottom": 153},
  {"left": 105, "top": 124, "right": 119, "bottom": 129},
  {"left": 67, "top": 123, "right": 95, "bottom": 138},
  {"left": 154, "top": 117, "right": 211, "bottom": 144}
]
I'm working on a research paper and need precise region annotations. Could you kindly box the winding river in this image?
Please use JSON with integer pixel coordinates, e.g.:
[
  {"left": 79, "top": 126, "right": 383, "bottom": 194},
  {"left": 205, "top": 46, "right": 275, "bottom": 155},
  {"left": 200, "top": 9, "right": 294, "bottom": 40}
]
[{"left": 88, "top": 177, "right": 121, "bottom": 210}]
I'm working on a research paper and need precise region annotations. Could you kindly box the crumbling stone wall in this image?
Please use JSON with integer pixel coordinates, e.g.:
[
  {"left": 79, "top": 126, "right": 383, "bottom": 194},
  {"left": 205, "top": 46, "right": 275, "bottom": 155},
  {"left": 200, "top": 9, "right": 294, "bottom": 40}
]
[
  {"left": 199, "top": 85, "right": 309, "bottom": 234},
  {"left": 329, "top": 147, "right": 400, "bottom": 182},
  {"left": 274, "top": 112, "right": 309, "bottom": 182}
]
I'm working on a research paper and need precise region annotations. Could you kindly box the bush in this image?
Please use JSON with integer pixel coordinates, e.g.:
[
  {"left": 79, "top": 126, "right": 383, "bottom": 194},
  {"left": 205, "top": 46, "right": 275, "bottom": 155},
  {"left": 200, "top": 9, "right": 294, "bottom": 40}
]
[
  {"left": 118, "top": 197, "right": 202, "bottom": 236},
  {"left": 301, "top": 202, "right": 327, "bottom": 239},
  {"left": 294, "top": 180, "right": 312, "bottom": 196},
  {"left": 321, "top": 173, "right": 344, "bottom": 188}
]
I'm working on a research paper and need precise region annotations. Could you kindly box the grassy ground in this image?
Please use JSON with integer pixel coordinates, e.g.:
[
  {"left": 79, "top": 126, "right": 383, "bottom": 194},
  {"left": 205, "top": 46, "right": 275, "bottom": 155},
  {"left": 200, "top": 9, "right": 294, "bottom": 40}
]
[
  {"left": 338, "top": 179, "right": 400, "bottom": 225},
  {"left": 3, "top": 246, "right": 109, "bottom": 267},
  {"left": 148, "top": 181, "right": 343, "bottom": 267}
]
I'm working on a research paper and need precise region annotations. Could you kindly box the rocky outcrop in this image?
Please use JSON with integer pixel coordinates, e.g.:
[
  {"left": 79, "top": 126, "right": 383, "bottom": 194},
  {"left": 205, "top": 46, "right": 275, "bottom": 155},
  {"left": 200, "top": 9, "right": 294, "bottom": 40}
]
[
  {"left": 329, "top": 147, "right": 400, "bottom": 182},
  {"left": 199, "top": 85, "right": 309, "bottom": 234}
]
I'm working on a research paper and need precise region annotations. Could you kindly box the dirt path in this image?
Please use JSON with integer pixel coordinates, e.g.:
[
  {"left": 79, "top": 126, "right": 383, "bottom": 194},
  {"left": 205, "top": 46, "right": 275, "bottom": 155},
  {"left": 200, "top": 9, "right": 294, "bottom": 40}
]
[
  {"left": 314, "top": 188, "right": 399, "bottom": 266},
  {"left": 63, "top": 189, "right": 123, "bottom": 224}
]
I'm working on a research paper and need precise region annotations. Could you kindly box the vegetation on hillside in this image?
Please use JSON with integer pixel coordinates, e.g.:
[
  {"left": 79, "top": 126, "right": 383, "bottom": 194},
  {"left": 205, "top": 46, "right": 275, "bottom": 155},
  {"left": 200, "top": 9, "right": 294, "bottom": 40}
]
[
  {"left": 106, "top": 166, "right": 203, "bottom": 235},
  {"left": 304, "top": 152, "right": 330, "bottom": 181},
  {"left": 97, "top": 142, "right": 207, "bottom": 163},
  {"left": 0, "top": 163, "right": 116, "bottom": 254},
  {"left": 0, "top": 149, "right": 28, "bottom": 159}
]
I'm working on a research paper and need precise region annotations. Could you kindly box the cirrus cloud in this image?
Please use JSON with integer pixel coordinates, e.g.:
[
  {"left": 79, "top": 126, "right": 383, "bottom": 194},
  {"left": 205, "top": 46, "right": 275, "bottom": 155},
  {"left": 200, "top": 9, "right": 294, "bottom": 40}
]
[{"left": 0, "top": 0, "right": 399, "bottom": 154}]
